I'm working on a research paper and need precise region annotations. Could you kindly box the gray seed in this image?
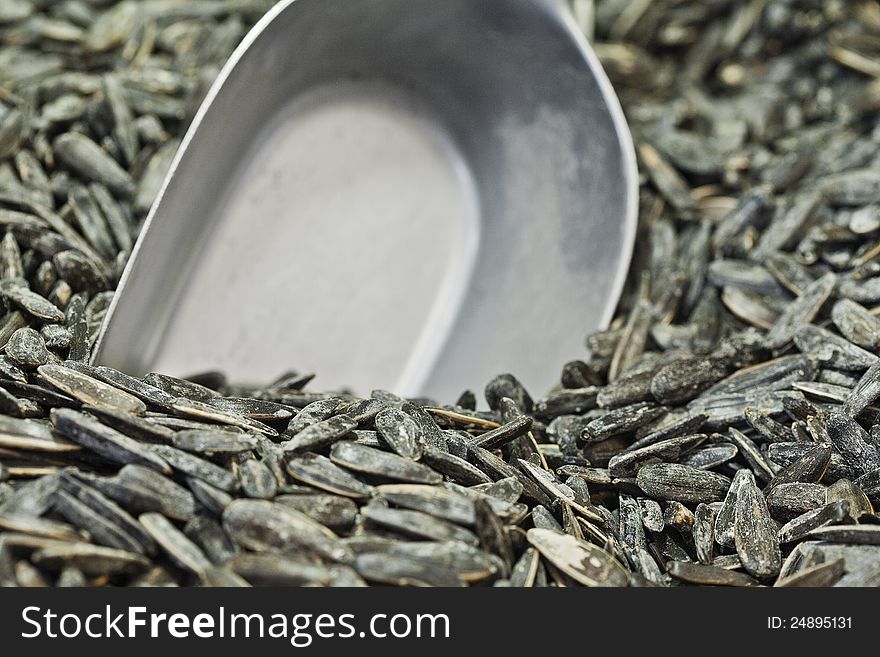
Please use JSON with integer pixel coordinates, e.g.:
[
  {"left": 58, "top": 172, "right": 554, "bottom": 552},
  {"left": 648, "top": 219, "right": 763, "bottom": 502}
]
[
  {"left": 187, "top": 478, "right": 233, "bottom": 517},
  {"left": 667, "top": 561, "right": 758, "bottom": 587},
  {"left": 509, "top": 547, "right": 540, "bottom": 587},
  {"left": 420, "top": 445, "right": 491, "bottom": 486},
  {"left": 693, "top": 503, "right": 718, "bottom": 564},
  {"left": 478, "top": 476, "right": 524, "bottom": 504},
  {"left": 171, "top": 429, "right": 258, "bottom": 455},
  {"left": 65, "top": 296, "right": 88, "bottom": 362},
  {"left": 825, "top": 478, "right": 875, "bottom": 521},
  {"left": 774, "top": 558, "right": 846, "bottom": 587},
  {"left": 31, "top": 543, "right": 149, "bottom": 577},
  {"left": 526, "top": 528, "right": 628, "bottom": 587},
  {"left": 222, "top": 499, "right": 352, "bottom": 563},
  {"left": 470, "top": 414, "right": 533, "bottom": 450},
  {"left": 183, "top": 515, "right": 238, "bottom": 565},
  {"left": 832, "top": 299, "right": 880, "bottom": 351},
  {"left": 777, "top": 500, "right": 851, "bottom": 544},
  {"left": 68, "top": 185, "right": 115, "bottom": 260},
  {"left": 140, "top": 512, "right": 211, "bottom": 575},
  {"left": 39, "top": 364, "right": 146, "bottom": 414},
  {"left": 638, "top": 498, "right": 665, "bottom": 533},
  {"left": 374, "top": 407, "right": 423, "bottom": 459},
  {"left": 400, "top": 401, "right": 447, "bottom": 450},
  {"left": 142, "top": 373, "right": 219, "bottom": 402},
  {"left": 727, "top": 427, "right": 776, "bottom": 482},
  {"left": 766, "top": 482, "right": 826, "bottom": 521},
  {"left": 824, "top": 412, "right": 880, "bottom": 476},
  {"left": 283, "top": 397, "right": 343, "bottom": 436},
  {"left": 39, "top": 324, "right": 70, "bottom": 350},
  {"left": 53, "top": 489, "right": 147, "bottom": 555},
  {"left": 765, "top": 272, "right": 837, "bottom": 348},
  {"left": 637, "top": 463, "right": 731, "bottom": 504},
  {"left": 83, "top": 404, "right": 174, "bottom": 444},
  {"left": 237, "top": 458, "right": 277, "bottom": 499},
  {"left": 583, "top": 402, "right": 667, "bottom": 442},
  {"left": 650, "top": 356, "right": 729, "bottom": 405},
  {"left": 114, "top": 465, "right": 196, "bottom": 521},
  {"left": 734, "top": 470, "right": 781, "bottom": 580},
  {"left": 808, "top": 524, "right": 880, "bottom": 545},
  {"left": 793, "top": 324, "right": 877, "bottom": 371},
  {"left": 53, "top": 132, "right": 134, "bottom": 196},
  {"left": 680, "top": 443, "right": 739, "bottom": 470},
  {"left": 820, "top": 169, "right": 880, "bottom": 205},
  {"left": 715, "top": 468, "right": 749, "bottom": 548},
  {"left": 50, "top": 408, "right": 170, "bottom": 473},
  {"left": 151, "top": 444, "right": 237, "bottom": 492},
  {"left": 285, "top": 453, "right": 373, "bottom": 499},
  {"left": 54, "top": 250, "right": 109, "bottom": 296},
  {"left": 608, "top": 434, "right": 707, "bottom": 477},
  {"left": 362, "top": 503, "right": 478, "bottom": 545},
  {"left": 275, "top": 493, "right": 358, "bottom": 532},
  {"left": 845, "top": 360, "right": 880, "bottom": 417},
  {"left": 227, "top": 553, "right": 331, "bottom": 587},
  {"left": 353, "top": 552, "right": 464, "bottom": 587},
  {"left": 6, "top": 328, "right": 48, "bottom": 367},
  {"left": 170, "top": 397, "right": 277, "bottom": 437},
  {"left": 329, "top": 440, "right": 441, "bottom": 484},
  {"left": 765, "top": 443, "right": 832, "bottom": 494},
  {"left": 377, "top": 483, "right": 475, "bottom": 526},
  {"left": 0, "top": 515, "right": 82, "bottom": 543},
  {"left": 281, "top": 415, "right": 357, "bottom": 452}
]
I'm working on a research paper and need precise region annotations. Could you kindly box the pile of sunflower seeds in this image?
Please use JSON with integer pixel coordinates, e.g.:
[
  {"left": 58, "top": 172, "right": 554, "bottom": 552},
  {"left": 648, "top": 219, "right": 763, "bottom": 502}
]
[{"left": 2, "top": 0, "right": 880, "bottom": 587}]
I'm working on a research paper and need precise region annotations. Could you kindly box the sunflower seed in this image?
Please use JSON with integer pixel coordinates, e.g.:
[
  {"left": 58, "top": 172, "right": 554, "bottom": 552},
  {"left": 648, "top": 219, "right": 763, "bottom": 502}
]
[
  {"left": 285, "top": 453, "right": 373, "bottom": 499},
  {"left": 609, "top": 434, "right": 707, "bottom": 477},
  {"left": 222, "top": 499, "right": 352, "bottom": 563},
  {"left": 50, "top": 408, "right": 170, "bottom": 473},
  {"left": 353, "top": 552, "right": 464, "bottom": 587},
  {"left": 526, "top": 528, "right": 628, "bottom": 587},
  {"left": 53, "top": 131, "right": 134, "bottom": 196},
  {"left": 232, "top": 457, "right": 275, "bottom": 500},
  {"left": 667, "top": 561, "right": 757, "bottom": 587},
  {"left": 774, "top": 558, "right": 846, "bottom": 587},
  {"left": 227, "top": 553, "right": 330, "bottom": 586},
  {"left": 329, "top": 440, "right": 441, "bottom": 485},
  {"left": 281, "top": 415, "right": 356, "bottom": 452},
  {"left": 31, "top": 542, "right": 149, "bottom": 576},
  {"left": 418, "top": 445, "right": 489, "bottom": 486},
  {"left": 275, "top": 494, "right": 358, "bottom": 532},
  {"left": 583, "top": 402, "right": 667, "bottom": 442},
  {"left": 39, "top": 364, "right": 145, "bottom": 414},
  {"left": 470, "top": 414, "right": 533, "bottom": 450},
  {"left": 376, "top": 483, "right": 475, "bottom": 526},
  {"left": 734, "top": 470, "right": 781, "bottom": 580},
  {"left": 825, "top": 478, "right": 875, "bottom": 521},
  {"left": 139, "top": 512, "right": 211, "bottom": 575},
  {"left": 766, "top": 482, "right": 826, "bottom": 520},
  {"left": 824, "top": 412, "right": 880, "bottom": 476},
  {"left": 170, "top": 397, "right": 277, "bottom": 436},
  {"left": 150, "top": 444, "right": 237, "bottom": 492},
  {"left": 91, "top": 366, "right": 178, "bottom": 409},
  {"left": 765, "top": 273, "right": 837, "bottom": 349},
  {"left": 115, "top": 464, "right": 195, "bottom": 521},
  {"left": 0, "top": 282, "right": 65, "bottom": 322},
  {"left": 637, "top": 463, "right": 730, "bottom": 504},
  {"left": 808, "top": 524, "right": 880, "bottom": 545},
  {"left": 171, "top": 429, "right": 257, "bottom": 455}
]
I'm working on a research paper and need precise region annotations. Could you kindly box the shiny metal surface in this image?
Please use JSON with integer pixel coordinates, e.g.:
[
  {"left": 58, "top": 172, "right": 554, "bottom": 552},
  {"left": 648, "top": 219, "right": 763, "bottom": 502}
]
[{"left": 92, "top": 0, "right": 638, "bottom": 402}]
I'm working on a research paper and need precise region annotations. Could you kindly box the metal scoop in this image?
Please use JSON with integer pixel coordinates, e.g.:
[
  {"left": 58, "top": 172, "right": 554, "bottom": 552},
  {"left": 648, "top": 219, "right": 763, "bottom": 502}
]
[{"left": 92, "top": 0, "right": 637, "bottom": 402}]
